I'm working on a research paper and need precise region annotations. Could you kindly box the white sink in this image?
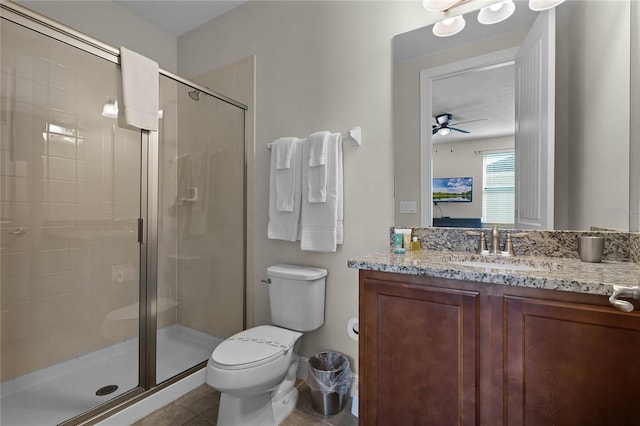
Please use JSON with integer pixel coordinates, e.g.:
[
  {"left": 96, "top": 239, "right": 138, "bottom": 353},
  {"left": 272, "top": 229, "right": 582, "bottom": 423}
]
[
  {"left": 443, "top": 253, "right": 562, "bottom": 272},
  {"left": 450, "top": 260, "right": 547, "bottom": 272}
]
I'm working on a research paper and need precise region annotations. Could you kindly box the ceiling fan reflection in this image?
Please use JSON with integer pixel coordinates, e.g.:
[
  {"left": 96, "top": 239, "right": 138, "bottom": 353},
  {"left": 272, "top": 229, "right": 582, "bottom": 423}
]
[{"left": 432, "top": 113, "right": 487, "bottom": 136}]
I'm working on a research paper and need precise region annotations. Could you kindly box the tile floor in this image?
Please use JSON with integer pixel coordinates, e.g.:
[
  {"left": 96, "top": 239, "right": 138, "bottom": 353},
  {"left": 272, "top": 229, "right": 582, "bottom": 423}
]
[{"left": 132, "top": 381, "right": 358, "bottom": 426}]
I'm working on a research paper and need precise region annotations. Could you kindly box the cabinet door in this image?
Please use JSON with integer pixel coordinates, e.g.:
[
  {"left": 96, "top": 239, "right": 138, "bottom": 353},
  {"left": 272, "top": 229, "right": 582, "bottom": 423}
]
[
  {"left": 360, "top": 277, "right": 479, "bottom": 426},
  {"left": 505, "top": 296, "right": 640, "bottom": 426}
]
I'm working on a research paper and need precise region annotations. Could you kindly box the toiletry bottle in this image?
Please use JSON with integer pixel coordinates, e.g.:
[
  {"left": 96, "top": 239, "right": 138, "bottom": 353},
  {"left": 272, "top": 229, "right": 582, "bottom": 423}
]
[
  {"left": 394, "top": 229, "right": 405, "bottom": 254},
  {"left": 402, "top": 229, "right": 412, "bottom": 251},
  {"left": 394, "top": 229, "right": 403, "bottom": 248},
  {"left": 411, "top": 237, "right": 421, "bottom": 252}
]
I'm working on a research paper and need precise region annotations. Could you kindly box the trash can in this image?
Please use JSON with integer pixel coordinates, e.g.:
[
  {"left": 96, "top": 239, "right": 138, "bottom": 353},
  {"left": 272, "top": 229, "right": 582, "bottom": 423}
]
[{"left": 307, "top": 351, "right": 352, "bottom": 415}]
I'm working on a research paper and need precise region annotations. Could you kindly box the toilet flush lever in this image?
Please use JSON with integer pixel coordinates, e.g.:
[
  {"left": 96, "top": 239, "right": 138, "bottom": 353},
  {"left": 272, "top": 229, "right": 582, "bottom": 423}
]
[{"left": 260, "top": 278, "right": 272, "bottom": 285}]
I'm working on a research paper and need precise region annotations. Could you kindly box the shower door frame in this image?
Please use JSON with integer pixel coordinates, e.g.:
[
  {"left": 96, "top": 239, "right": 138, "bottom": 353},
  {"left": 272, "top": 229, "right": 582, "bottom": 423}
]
[{"left": 0, "top": 3, "right": 248, "bottom": 425}]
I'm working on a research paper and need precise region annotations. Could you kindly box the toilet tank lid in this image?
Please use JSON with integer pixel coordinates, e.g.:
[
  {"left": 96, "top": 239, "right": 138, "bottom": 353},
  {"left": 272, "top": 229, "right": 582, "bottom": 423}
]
[{"left": 267, "top": 264, "right": 327, "bottom": 280}]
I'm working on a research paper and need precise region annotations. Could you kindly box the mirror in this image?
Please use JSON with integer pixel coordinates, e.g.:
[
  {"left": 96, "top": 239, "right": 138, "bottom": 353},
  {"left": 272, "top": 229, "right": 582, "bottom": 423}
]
[{"left": 393, "top": 0, "right": 636, "bottom": 231}]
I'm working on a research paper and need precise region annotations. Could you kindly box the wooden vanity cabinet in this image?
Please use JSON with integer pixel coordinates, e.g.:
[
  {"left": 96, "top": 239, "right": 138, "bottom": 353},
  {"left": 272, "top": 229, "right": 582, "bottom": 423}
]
[
  {"left": 359, "top": 270, "right": 640, "bottom": 426},
  {"left": 504, "top": 296, "right": 640, "bottom": 426},
  {"left": 359, "top": 273, "right": 480, "bottom": 426}
]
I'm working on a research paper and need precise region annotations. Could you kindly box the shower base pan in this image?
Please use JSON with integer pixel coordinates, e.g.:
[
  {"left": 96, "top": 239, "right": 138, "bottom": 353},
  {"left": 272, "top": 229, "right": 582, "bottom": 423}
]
[{"left": 0, "top": 324, "right": 221, "bottom": 426}]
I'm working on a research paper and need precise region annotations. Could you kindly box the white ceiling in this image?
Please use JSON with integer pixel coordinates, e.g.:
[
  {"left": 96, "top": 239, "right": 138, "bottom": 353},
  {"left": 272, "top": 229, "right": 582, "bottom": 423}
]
[
  {"left": 114, "top": 0, "right": 247, "bottom": 36},
  {"left": 431, "top": 62, "right": 515, "bottom": 143}
]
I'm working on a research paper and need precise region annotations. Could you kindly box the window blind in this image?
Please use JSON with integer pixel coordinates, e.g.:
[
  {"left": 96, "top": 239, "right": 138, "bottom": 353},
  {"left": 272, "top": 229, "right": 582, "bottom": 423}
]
[{"left": 483, "top": 151, "right": 515, "bottom": 224}]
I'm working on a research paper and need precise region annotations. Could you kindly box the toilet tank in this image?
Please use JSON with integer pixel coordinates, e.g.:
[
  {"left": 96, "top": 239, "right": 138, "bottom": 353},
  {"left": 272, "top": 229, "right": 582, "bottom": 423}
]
[{"left": 266, "top": 264, "right": 327, "bottom": 332}]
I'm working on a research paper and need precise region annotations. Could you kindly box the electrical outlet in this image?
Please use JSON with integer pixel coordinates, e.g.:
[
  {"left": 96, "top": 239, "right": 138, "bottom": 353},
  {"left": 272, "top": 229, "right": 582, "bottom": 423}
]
[{"left": 399, "top": 201, "right": 417, "bottom": 214}]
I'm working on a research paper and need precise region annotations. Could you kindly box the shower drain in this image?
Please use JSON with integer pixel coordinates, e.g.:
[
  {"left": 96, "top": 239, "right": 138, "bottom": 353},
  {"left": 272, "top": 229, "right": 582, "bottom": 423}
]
[{"left": 95, "top": 385, "right": 119, "bottom": 396}]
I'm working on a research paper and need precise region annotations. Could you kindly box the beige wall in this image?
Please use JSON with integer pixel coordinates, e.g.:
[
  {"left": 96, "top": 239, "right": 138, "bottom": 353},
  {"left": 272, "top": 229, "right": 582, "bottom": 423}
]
[
  {"left": 177, "top": 1, "right": 434, "bottom": 371},
  {"left": 432, "top": 136, "right": 514, "bottom": 220},
  {"left": 15, "top": 0, "right": 178, "bottom": 72},
  {"left": 556, "top": 0, "right": 630, "bottom": 231},
  {"left": 631, "top": 0, "right": 640, "bottom": 232}
]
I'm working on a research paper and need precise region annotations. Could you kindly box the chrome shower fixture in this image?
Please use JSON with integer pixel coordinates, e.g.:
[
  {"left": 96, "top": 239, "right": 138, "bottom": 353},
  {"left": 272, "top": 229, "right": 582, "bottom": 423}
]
[{"left": 188, "top": 89, "right": 200, "bottom": 101}]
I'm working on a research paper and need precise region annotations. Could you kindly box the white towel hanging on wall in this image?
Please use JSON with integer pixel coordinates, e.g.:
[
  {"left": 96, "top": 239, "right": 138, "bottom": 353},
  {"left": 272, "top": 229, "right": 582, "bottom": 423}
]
[
  {"left": 267, "top": 138, "right": 303, "bottom": 241},
  {"left": 267, "top": 128, "right": 354, "bottom": 251},
  {"left": 299, "top": 132, "right": 343, "bottom": 252},
  {"left": 306, "top": 131, "right": 329, "bottom": 203}
]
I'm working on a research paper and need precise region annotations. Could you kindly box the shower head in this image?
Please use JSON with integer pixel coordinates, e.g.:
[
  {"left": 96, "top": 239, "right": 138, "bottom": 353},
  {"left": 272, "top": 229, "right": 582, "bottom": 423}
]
[{"left": 188, "top": 89, "right": 200, "bottom": 101}]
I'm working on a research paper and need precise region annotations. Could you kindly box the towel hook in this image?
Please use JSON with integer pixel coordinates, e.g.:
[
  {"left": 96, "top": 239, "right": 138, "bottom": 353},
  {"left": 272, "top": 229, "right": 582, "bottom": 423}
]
[{"left": 347, "top": 127, "right": 362, "bottom": 146}]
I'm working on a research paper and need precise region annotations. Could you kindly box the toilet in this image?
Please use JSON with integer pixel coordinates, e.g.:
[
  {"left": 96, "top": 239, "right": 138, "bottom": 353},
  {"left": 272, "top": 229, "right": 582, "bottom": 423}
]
[{"left": 206, "top": 264, "right": 327, "bottom": 426}]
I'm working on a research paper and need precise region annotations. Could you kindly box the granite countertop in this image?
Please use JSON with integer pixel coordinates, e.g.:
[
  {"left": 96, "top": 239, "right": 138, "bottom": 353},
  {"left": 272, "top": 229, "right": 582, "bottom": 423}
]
[{"left": 347, "top": 249, "right": 640, "bottom": 296}]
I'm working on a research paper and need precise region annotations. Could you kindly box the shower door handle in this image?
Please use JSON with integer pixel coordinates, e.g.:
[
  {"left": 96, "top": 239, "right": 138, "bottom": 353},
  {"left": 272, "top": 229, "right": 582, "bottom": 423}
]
[{"left": 138, "top": 218, "right": 144, "bottom": 244}]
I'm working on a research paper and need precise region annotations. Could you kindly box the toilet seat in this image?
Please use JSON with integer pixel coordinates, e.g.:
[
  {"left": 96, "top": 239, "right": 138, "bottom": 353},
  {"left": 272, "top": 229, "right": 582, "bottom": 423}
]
[{"left": 212, "top": 325, "right": 301, "bottom": 370}]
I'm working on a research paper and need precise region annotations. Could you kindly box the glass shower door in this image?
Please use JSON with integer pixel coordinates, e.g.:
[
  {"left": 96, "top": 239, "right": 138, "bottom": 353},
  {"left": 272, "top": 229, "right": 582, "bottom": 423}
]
[
  {"left": 0, "top": 18, "right": 142, "bottom": 425},
  {"left": 154, "top": 76, "right": 245, "bottom": 384}
]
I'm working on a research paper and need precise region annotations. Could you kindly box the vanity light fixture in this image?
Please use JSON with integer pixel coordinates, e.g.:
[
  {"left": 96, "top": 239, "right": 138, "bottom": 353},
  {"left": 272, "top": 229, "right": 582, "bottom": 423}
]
[
  {"left": 102, "top": 100, "right": 118, "bottom": 118},
  {"left": 478, "top": 0, "right": 516, "bottom": 25},
  {"left": 433, "top": 15, "right": 466, "bottom": 37},
  {"left": 431, "top": 0, "right": 565, "bottom": 38},
  {"left": 529, "top": 0, "right": 565, "bottom": 11}
]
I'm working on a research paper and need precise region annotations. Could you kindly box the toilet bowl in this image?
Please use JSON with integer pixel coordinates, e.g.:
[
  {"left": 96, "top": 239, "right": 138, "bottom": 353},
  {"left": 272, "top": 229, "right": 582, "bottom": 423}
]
[
  {"left": 206, "top": 264, "right": 327, "bottom": 426},
  {"left": 206, "top": 325, "right": 302, "bottom": 425}
]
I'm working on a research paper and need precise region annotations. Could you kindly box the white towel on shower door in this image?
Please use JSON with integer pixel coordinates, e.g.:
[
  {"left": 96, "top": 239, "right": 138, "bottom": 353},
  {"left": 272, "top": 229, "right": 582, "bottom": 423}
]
[{"left": 120, "top": 46, "right": 159, "bottom": 131}]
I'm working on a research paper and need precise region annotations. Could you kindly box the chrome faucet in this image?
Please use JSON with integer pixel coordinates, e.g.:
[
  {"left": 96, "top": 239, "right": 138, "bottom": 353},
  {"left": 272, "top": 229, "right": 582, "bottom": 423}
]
[
  {"left": 502, "top": 231, "right": 529, "bottom": 256},
  {"left": 489, "top": 226, "right": 501, "bottom": 255},
  {"left": 465, "top": 230, "right": 487, "bottom": 254},
  {"left": 468, "top": 226, "right": 529, "bottom": 256}
]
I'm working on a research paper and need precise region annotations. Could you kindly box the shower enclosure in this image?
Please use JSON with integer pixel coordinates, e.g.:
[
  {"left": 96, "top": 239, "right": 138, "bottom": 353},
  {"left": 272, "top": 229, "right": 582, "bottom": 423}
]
[{"left": 0, "top": 4, "right": 246, "bottom": 425}]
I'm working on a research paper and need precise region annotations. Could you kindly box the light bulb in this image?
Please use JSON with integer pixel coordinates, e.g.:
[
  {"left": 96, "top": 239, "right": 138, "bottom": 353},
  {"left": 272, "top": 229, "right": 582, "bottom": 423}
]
[
  {"left": 478, "top": 0, "right": 515, "bottom": 25},
  {"left": 438, "top": 128, "right": 451, "bottom": 136},
  {"left": 102, "top": 100, "right": 118, "bottom": 119},
  {"left": 433, "top": 15, "right": 466, "bottom": 37}
]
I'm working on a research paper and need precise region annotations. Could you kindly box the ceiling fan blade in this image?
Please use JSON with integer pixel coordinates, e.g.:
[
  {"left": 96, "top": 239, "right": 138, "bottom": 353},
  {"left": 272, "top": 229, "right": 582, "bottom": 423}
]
[
  {"left": 450, "top": 127, "right": 470, "bottom": 134},
  {"left": 450, "top": 118, "right": 488, "bottom": 126},
  {"left": 432, "top": 128, "right": 439, "bottom": 135}
]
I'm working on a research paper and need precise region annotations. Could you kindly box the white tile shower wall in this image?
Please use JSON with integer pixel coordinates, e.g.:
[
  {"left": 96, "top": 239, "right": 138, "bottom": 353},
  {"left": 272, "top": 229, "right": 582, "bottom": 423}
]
[{"left": 0, "top": 22, "right": 143, "bottom": 381}]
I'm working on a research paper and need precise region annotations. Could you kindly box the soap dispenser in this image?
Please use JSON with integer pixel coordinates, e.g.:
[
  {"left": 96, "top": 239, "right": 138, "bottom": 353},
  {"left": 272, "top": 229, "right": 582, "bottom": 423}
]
[{"left": 411, "top": 237, "right": 421, "bottom": 252}]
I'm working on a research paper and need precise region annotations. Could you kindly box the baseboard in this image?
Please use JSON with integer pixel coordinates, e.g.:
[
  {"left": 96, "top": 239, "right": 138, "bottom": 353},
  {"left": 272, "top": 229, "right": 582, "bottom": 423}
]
[
  {"left": 297, "top": 356, "right": 310, "bottom": 380},
  {"left": 350, "top": 373, "right": 359, "bottom": 397},
  {"left": 297, "top": 356, "right": 359, "bottom": 396}
]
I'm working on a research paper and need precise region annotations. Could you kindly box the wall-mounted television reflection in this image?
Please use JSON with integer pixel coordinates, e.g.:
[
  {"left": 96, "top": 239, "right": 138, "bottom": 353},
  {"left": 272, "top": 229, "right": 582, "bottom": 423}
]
[{"left": 433, "top": 177, "right": 473, "bottom": 202}]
